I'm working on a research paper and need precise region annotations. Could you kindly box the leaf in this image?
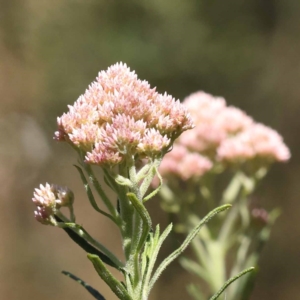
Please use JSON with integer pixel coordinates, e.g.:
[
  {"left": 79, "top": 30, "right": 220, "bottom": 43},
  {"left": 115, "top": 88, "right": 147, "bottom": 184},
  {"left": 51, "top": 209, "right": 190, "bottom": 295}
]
[
  {"left": 77, "top": 163, "right": 119, "bottom": 220},
  {"left": 187, "top": 283, "right": 206, "bottom": 300},
  {"left": 142, "top": 166, "right": 162, "bottom": 202},
  {"left": 54, "top": 215, "right": 120, "bottom": 270},
  {"left": 126, "top": 192, "right": 152, "bottom": 253},
  {"left": 149, "top": 204, "right": 231, "bottom": 292},
  {"left": 180, "top": 257, "right": 209, "bottom": 281},
  {"left": 62, "top": 270, "right": 106, "bottom": 300},
  {"left": 88, "top": 254, "right": 132, "bottom": 300},
  {"left": 74, "top": 165, "right": 116, "bottom": 224},
  {"left": 209, "top": 267, "right": 255, "bottom": 300},
  {"left": 142, "top": 223, "right": 173, "bottom": 299}
]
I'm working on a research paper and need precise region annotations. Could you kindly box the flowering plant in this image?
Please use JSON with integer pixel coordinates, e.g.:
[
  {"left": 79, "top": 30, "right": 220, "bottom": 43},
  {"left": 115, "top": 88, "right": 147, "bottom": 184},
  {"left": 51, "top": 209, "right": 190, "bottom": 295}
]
[
  {"left": 155, "top": 91, "right": 290, "bottom": 300},
  {"left": 31, "top": 64, "right": 251, "bottom": 300}
]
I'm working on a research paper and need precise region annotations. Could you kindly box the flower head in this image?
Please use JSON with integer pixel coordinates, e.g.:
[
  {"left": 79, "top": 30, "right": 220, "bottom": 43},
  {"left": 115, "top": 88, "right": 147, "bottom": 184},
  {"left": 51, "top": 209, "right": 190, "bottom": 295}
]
[
  {"left": 55, "top": 63, "right": 194, "bottom": 166},
  {"left": 156, "top": 91, "right": 290, "bottom": 183},
  {"left": 217, "top": 123, "right": 291, "bottom": 163},
  {"left": 32, "top": 183, "right": 74, "bottom": 225},
  {"left": 179, "top": 91, "right": 253, "bottom": 154},
  {"left": 158, "top": 144, "right": 213, "bottom": 182}
]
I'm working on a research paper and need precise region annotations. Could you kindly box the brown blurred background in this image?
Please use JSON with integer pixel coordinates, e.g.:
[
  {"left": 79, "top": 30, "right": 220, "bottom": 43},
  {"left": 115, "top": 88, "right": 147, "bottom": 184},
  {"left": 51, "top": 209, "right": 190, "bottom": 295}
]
[{"left": 0, "top": 0, "right": 299, "bottom": 299}]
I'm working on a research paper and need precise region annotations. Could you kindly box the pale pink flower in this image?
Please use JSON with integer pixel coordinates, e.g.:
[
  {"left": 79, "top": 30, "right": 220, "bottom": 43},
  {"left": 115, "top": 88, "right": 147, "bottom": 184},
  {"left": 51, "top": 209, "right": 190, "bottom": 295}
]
[
  {"left": 179, "top": 91, "right": 253, "bottom": 153},
  {"left": 157, "top": 144, "right": 213, "bottom": 182},
  {"left": 179, "top": 124, "right": 226, "bottom": 153},
  {"left": 34, "top": 206, "right": 56, "bottom": 225},
  {"left": 69, "top": 123, "right": 100, "bottom": 150},
  {"left": 156, "top": 91, "right": 290, "bottom": 185},
  {"left": 177, "top": 153, "right": 213, "bottom": 181},
  {"left": 137, "top": 128, "right": 170, "bottom": 156},
  {"left": 32, "top": 183, "right": 57, "bottom": 225},
  {"left": 55, "top": 63, "right": 194, "bottom": 166},
  {"left": 32, "top": 183, "right": 74, "bottom": 225},
  {"left": 183, "top": 91, "right": 226, "bottom": 126},
  {"left": 86, "top": 144, "right": 123, "bottom": 166},
  {"left": 32, "top": 183, "right": 56, "bottom": 208},
  {"left": 149, "top": 94, "right": 194, "bottom": 134},
  {"left": 158, "top": 145, "right": 188, "bottom": 177},
  {"left": 217, "top": 123, "right": 291, "bottom": 163},
  {"left": 216, "top": 106, "right": 253, "bottom": 135}
]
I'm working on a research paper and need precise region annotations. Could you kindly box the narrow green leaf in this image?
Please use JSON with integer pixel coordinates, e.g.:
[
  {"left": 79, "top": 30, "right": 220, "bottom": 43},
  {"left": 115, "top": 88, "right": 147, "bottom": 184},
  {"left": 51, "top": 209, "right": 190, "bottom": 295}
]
[
  {"left": 83, "top": 164, "right": 119, "bottom": 220},
  {"left": 237, "top": 266, "right": 257, "bottom": 300},
  {"left": 127, "top": 192, "right": 152, "bottom": 253},
  {"left": 62, "top": 270, "right": 106, "bottom": 300},
  {"left": 149, "top": 204, "right": 231, "bottom": 292},
  {"left": 180, "top": 257, "right": 209, "bottom": 281},
  {"left": 136, "top": 164, "right": 151, "bottom": 182},
  {"left": 209, "top": 267, "right": 255, "bottom": 300},
  {"left": 187, "top": 284, "right": 206, "bottom": 300},
  {"left": 142, "top": 166, "right": 162, "bottom": 202},
  {"left": 74, "top": 165, "right": 117, "bottom": 224},
  {"left": 116, "top": 198, "right": 121, "bottom": 214},
  {"left": 88, "top": 254, "right": 132, "bottom": 300},
  {"left": 54, "top": 215, "right": 120, "bottom": 270},
  {"left": 143, "top": 223, "right": 173, "bottom": 298},
  {"left": 114, "top": 174, "right": 134, "bottom": 187},
  {"left": 103, "top": 174, "right": 113, "bottom": 190},
  {"left": 221, "top": 172, "right": 242, "bottom": 204},
  {"left": 139, "top": 256, "right": 150, "bottom": 299},
  {"left": 103, "top": 168, "right": 123, "bottom": 195}
]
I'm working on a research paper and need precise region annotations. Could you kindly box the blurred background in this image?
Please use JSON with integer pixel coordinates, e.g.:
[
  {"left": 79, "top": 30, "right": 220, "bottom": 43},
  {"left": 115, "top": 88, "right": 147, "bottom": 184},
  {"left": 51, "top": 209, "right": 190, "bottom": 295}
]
[{"left": 0, "top": 0, "right": 299, "bottom": 299}]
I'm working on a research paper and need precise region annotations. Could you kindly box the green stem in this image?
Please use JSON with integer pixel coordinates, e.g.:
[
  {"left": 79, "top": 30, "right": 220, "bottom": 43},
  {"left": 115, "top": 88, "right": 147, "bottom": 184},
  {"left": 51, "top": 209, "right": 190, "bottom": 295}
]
[
  {"left": 218, "top": 202, "right": 240, "bottom": 244},
  {"left": 206, "top": 240, "right": 226, "bottom": 293},
  {"left": 127, "top": 161, "right": 144, "bottom": 288},
  {"left": 199, "top": 173, "right": 216, "bottom": 211},
  {"left": 127, "top": 193, "right": 152, "bottom": 254},
  {"left": 117, "top": 163, "right": 134, "bottom": 260}
]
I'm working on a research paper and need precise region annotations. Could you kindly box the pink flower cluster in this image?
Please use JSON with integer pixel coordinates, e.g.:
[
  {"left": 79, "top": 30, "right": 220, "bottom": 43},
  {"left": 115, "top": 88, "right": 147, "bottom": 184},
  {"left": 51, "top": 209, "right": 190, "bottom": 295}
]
[
  {"left": 32, "top": 183, "right": 74, "bottom": 224},
  {"left": 158, "top": 91, "right": 290, "bottom": 180},
  {"left": 217, "top": 123, "right": 291, "bottom": 163},
  {"left": 158, "top": 145, "right": 213, "bottom": 181},
  {"left": 179, "top": 91, "right": 253, "bottom": 154},
  {"left": 55, "top": 63, "right": 194, "bottom": 166}
]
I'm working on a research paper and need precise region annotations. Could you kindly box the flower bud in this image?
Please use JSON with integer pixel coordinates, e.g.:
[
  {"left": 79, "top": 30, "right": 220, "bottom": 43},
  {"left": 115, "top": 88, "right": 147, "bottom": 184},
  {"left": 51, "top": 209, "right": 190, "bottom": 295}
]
[
  {"left": 250, "top": 207, "right": 269, "bottom": 230},
  {"left": 51, "top": 184, "right": 74, "bottom": 208},
  {"left": 32, "top": 183, "right": 74, "bottom": 225},
  {"left": 34, "top": 206, "right": 57, "bottom": 225}
]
